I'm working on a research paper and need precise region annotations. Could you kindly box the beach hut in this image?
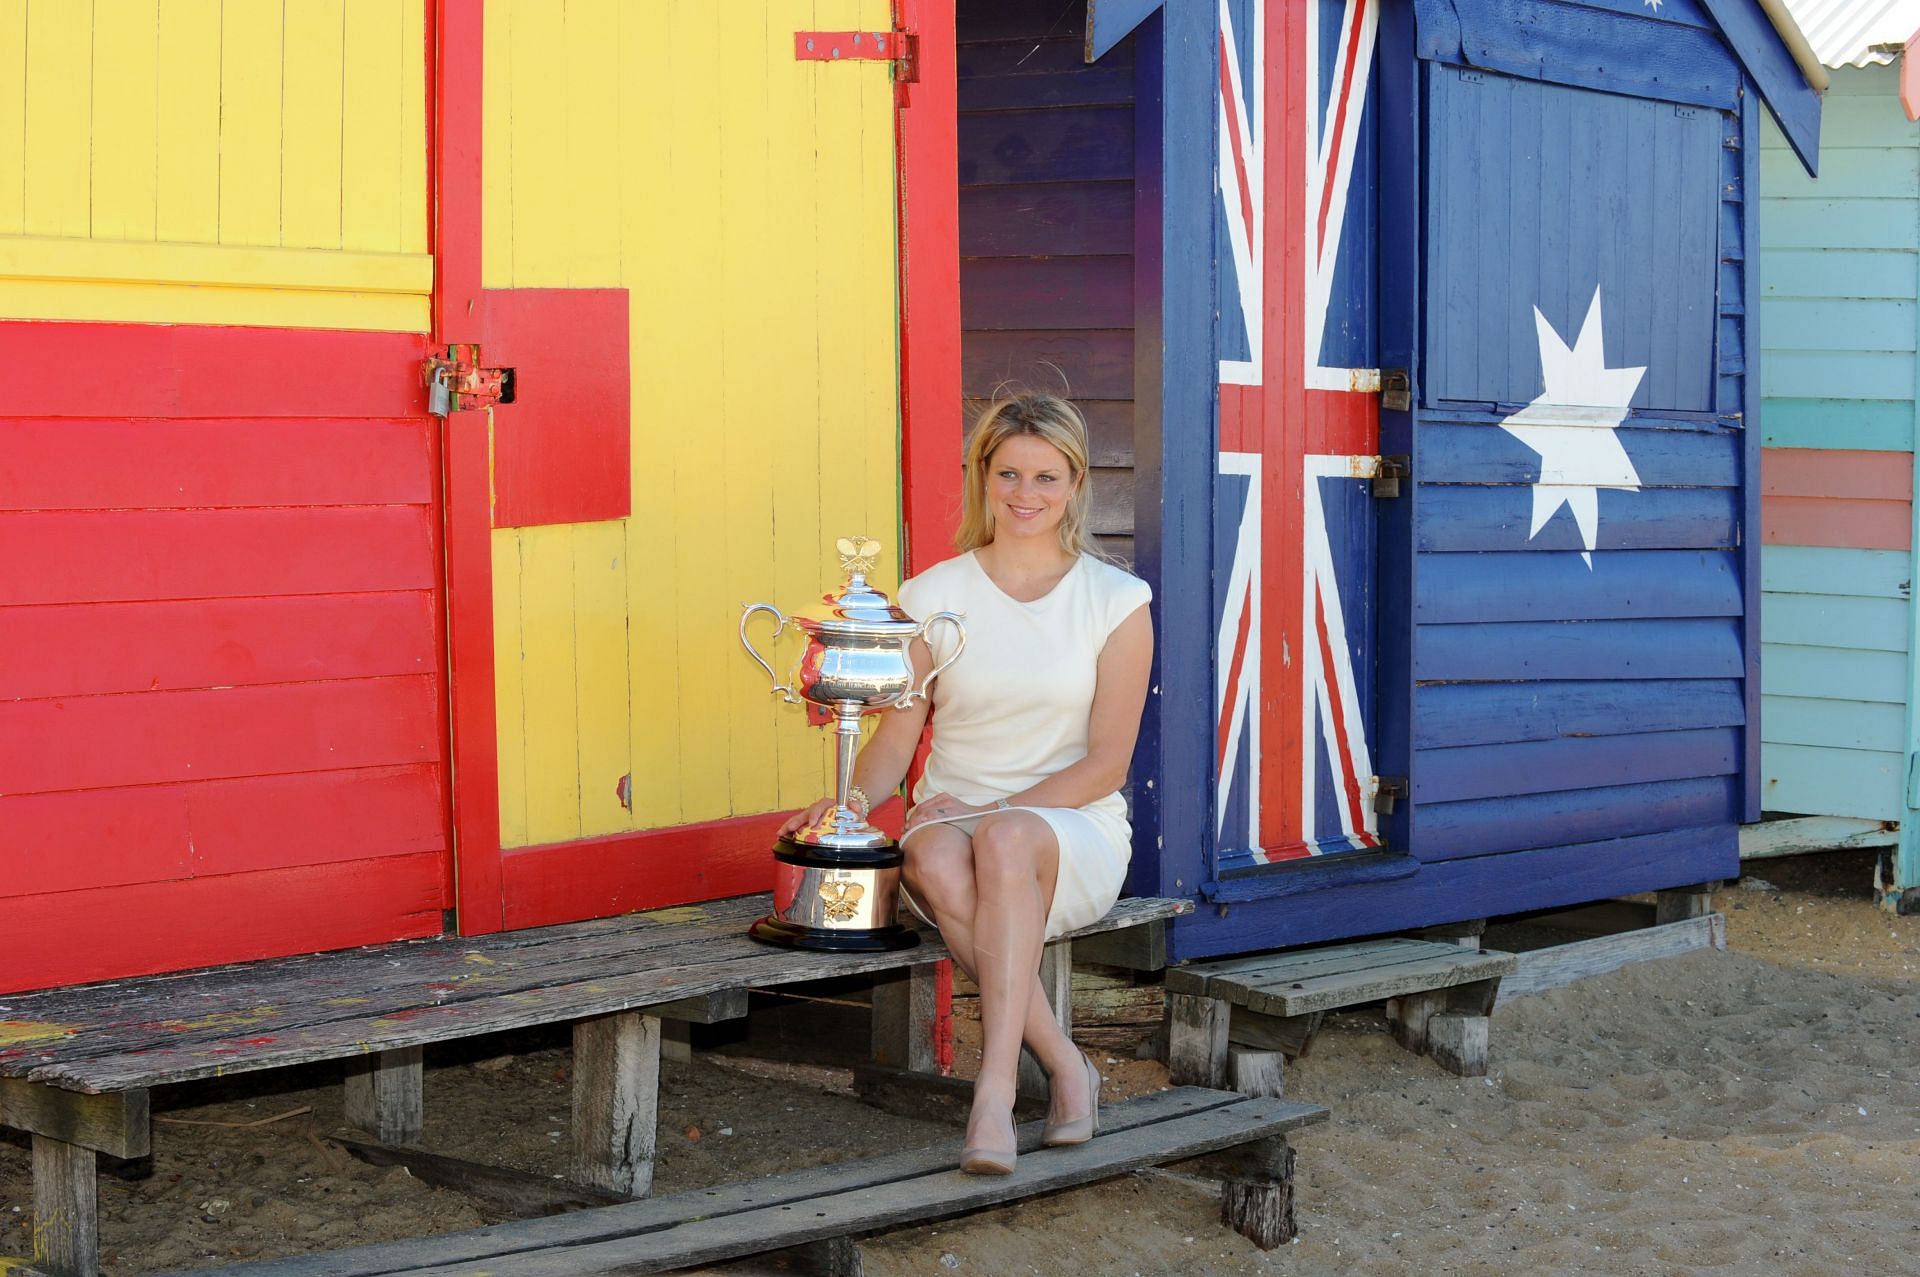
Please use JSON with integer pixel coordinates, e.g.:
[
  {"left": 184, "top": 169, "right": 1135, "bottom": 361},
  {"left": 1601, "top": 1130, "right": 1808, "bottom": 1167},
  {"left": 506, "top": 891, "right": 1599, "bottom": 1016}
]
[
  {"left": 1750, "top": 0, "right": 1920, "bottom": 914},
  {"left": 0, "top": 0, "right": 1825, "bottom": 995},
  {"left": 1064, "top": 0, "right": 1824, "bottom": 959}
]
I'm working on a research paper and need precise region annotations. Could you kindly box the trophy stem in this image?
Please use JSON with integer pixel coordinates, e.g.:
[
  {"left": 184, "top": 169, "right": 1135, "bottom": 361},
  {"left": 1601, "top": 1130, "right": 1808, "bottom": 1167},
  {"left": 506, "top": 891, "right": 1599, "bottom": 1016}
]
[{"left": 832, "top": 703, "right": 861, "bottom": 815}]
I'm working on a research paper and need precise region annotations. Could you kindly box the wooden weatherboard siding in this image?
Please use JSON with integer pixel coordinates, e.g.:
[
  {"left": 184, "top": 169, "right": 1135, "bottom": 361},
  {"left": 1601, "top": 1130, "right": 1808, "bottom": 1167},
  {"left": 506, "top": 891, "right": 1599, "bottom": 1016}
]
[
  {"left": 1758, "top": 60, "right": 1919, "bottom": 831},
  {"left": 957, "top": 1, "right": 1138, "bottom": 564},
  {"left": 1171, "top": 0, "right": 1817, "bottom": 958},
  {"left": 0, "top": 323, "right": 451, "bottom": 995},
  {"left": 1757, "top": 58, "right": 1920, "bottom": 900},
  {"left": 0, "top": 4, "right": 449, "bottom": 992},
  {"left": 481, "top": 0, "right": 901, "bottom": 856},
  {"left": 0, "top": 0, "right": 430, "bottom": 331}
]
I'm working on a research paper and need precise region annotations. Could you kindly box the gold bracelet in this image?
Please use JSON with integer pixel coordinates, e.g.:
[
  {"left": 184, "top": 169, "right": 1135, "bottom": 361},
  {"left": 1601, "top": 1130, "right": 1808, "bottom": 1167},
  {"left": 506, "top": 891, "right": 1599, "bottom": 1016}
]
[{"left": 846, "top": 785, "right": 872, "bottom": 817}]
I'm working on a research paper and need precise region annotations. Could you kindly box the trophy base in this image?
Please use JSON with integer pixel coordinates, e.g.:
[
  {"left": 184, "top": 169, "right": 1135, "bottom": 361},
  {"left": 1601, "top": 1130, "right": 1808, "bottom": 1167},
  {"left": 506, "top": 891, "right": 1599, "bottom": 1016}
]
[
  {"left": 747, "top": 836, "right": 921, "bottom": 952},
  {"left": 747, "top": 914, "right": 921, "bottom": 952}
]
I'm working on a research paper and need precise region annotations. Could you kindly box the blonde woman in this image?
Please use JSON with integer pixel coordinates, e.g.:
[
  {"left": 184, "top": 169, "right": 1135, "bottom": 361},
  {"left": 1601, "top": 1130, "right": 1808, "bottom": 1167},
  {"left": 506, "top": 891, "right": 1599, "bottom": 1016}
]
[{"left": 779, "top": 393, "right": 1154, "bottom": 1175}]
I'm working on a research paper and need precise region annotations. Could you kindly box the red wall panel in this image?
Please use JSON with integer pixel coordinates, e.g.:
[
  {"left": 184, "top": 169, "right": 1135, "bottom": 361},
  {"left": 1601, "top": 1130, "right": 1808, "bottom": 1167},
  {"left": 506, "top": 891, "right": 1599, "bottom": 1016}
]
[
  {"left": 5, "top": 765, "right": 446, "bottom": 897},
  {"left": 0, "top": 594, "right": 437, "bottom": 699},
  {"left": 0, "top": 854, "right": 448, "bottom": 996},
  {"left": 0, "top": 418, "right": 435, "bottom": 510}
]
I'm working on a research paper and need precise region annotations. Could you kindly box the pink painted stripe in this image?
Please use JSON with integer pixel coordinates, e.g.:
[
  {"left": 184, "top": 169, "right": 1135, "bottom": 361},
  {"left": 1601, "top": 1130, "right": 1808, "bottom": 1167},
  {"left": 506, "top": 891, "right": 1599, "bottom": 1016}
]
[
  {"left": 1762, "top": 447, "right": 1912, "bottom": 502},
  {"left": 1762, "top": 495, "right": 1912, "bottom": 550}
]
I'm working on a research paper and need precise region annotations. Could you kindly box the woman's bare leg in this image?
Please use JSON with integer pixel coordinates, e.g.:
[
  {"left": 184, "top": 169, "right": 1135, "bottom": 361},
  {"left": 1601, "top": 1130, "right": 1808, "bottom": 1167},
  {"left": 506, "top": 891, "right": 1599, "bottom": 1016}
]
[{"left": 902, "top": 824, "right": 1092, "bottom": 1128}]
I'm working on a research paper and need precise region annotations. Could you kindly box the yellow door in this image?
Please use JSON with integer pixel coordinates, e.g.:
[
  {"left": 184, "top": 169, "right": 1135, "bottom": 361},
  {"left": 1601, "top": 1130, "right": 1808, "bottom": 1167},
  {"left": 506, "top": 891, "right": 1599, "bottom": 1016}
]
[{"left": 482, "top": 0, "right": 904, "bottom": 892}]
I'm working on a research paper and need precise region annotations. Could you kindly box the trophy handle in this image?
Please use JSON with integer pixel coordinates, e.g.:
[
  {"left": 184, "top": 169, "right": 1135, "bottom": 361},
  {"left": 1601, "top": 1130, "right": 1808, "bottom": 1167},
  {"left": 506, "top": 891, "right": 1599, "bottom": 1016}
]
[
  {"left": 898, "top": 611, "right": 966, "bottom": 708},
  {"left": 740, "top": 604, "right": 802, "bottom": 704}
]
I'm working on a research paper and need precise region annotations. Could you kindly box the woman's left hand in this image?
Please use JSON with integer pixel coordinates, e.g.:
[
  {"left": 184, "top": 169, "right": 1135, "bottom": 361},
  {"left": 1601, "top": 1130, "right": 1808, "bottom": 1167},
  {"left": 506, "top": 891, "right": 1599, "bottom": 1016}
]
[{"left": 905, "top": 792, "right": 986, "bottom": 832}]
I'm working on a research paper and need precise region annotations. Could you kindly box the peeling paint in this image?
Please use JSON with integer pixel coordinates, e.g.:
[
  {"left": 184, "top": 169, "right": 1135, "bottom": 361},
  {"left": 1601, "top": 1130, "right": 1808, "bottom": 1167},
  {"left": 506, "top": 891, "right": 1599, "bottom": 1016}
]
[
  {"left": 636, "top": 905, "right": 707, "bottom": 924},
  {"left": 158, "top": 1006, "right": 279, "bottom": 1032},
  {"left": 0, "top": 1020, "right": 79, "bottom": 1047}
]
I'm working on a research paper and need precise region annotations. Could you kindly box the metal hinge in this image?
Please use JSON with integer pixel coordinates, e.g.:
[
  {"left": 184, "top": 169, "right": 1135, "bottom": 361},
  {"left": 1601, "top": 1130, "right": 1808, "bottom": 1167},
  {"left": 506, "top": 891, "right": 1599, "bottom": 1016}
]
[
  {"left": 1372, "top": 776, "right": 1408, "bottom": 815},
  {"left": 1371, "top": 455, "right": 1410, "bottom": 498},
  {"left": 424, "top": 344, "right": 513, "bottom": 417},
  {"left": 1381, "top": 368, "right": 1412, "bottom": 412},
  {"left": 794, "top": 29, "right": 918, "bottom": 82}
]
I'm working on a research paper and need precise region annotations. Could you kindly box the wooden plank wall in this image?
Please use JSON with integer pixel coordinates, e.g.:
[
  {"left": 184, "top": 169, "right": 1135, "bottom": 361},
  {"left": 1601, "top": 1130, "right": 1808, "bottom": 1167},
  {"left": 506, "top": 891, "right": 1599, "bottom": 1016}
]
[
  {"left": 1411, "top": 60, "right": 1747, "bottom": 863},
  {"left": 482, "top": 0, "right": 900, "bottom": 849},
  {"left": 956, "top": 1, "right": 1137, "bottom": 564},
  {"left": 0, "top": 326, "right": 451, "bottom": 995},
  {"left": 1757, "top": 61, "right": 1918, "bottom": 822},
  {"left": 0, "top": 0, "right": 430, "bottom": 331}
]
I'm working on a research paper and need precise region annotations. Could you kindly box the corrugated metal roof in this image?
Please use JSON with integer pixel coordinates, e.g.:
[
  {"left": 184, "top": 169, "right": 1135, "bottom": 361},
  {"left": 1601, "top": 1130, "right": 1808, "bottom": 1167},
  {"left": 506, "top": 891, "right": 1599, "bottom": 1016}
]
[{"left": 1781, "top": 0, "right": 1920, "bottom": 68}]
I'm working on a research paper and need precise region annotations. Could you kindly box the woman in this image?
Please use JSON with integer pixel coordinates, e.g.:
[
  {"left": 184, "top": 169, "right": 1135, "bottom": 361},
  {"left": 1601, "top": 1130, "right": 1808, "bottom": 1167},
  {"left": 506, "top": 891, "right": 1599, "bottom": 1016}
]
[{"left": 779, "top": 393, "right": 1154, "bottom": 1175}]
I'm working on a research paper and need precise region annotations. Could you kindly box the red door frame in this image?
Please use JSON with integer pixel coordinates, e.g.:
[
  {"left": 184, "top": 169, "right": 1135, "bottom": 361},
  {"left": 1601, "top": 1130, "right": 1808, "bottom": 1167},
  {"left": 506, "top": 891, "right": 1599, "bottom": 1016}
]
[{"left": 433, "top": 0, "right": 963, "bottom": 936}]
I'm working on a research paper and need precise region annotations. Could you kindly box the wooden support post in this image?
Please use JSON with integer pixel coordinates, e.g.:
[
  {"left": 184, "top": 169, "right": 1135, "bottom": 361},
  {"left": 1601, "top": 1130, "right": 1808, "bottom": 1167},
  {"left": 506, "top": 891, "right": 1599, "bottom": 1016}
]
[
  {"left": 869, "top": 962, "right": 941, "bottom": 1075},
  {"left": 572, "top": 1011, "right": 661, "bottom": 1197},
  {"left": 1208, "top": 1135, "right": 1297, "bottom": 1250},
  {"left": 343, "top": 1046, "right": 424, "bottom": 1146},
  {"left": 1226, "top": 1046, "right": 1285, "bottom": 1098},
  {"left": 1018, "top": 941, "right": 1073, "bottom": 1098},
  {"left": 1228, "top": 1007, "right": 1324, "bottom": 1058},
  {"left": 1415, "top": 918, "right": 1486, "bottom": 949},
  {"left": 660, "top": 1020, "right": 692, "bottom": 1065},
  {"left": 32, "top": 1135, "right": 97, "bottom": 1277},
  {"left": 1165, "top": 992, "right": 1230, "bottom": 1087},
  {"left": 1426, "top": 1012, "right": 1490, "bottom": 1077},
  {"left": 1655, "top": 884, "right": 1718, "bottom": 925},
  {"left": 1384, "top": 989, "right": 1445, "bottom": 1054}
]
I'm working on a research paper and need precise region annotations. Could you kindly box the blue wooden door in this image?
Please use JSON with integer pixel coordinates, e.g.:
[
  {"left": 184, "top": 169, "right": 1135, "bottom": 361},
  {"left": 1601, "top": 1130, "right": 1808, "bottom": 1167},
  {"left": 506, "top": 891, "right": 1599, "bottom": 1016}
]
[{"left": 1399, "top": 54, "right": 1749, "bottom": 881}]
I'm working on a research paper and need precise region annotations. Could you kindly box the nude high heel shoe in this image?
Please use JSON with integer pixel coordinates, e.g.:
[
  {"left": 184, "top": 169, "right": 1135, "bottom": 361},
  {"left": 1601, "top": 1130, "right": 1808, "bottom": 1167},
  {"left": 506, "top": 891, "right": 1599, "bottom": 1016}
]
[
  {"left": 1042, "top": 1052, "right": 1101, "bottom": 1147},
  {"left": 960, "top": 1098, "right": 1017, "bottom": 1175}
]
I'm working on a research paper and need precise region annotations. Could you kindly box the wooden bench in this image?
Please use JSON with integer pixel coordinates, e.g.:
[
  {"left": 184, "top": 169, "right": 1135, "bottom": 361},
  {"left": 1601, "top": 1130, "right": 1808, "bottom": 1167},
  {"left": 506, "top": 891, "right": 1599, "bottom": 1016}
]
[
  {"left": 143, "top": 1087, "right": 1326, "bottom": 1276},
  {"left": 0, "top": 892, "right": 1192, "bottom": 1277},
  {"left": 1165, "top": 937, "right": 1518, "bottom": 1085}
]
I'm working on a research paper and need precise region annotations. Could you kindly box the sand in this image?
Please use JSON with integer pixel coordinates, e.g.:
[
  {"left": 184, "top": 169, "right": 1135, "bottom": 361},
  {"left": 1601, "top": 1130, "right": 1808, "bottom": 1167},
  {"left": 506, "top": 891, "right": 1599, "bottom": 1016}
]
[{"left": 4, "top": 848, "right": 1917, "bottom": 1276}]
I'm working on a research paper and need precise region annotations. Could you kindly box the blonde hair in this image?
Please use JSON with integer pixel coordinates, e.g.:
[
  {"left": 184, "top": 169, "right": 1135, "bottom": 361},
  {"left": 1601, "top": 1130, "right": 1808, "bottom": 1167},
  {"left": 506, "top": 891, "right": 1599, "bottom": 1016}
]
[{"left": 955, "top": 392, "right": 1094, "bottom": 557}]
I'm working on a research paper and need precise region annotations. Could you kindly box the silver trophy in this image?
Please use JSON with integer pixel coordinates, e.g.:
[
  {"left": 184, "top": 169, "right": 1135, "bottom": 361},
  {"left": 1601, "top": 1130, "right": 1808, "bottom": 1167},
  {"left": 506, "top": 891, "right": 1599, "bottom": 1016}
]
[{"left": 739, "top": 536, "right": 966, "bottom": 950}]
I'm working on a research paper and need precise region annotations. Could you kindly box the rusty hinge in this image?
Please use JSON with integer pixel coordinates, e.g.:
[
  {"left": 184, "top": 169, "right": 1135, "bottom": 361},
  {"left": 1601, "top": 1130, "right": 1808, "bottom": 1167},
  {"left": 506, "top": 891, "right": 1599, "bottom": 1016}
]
[
  {"left": 1372, "top": 776, "right": 1408, "bottom": 815},
  {"left": 794, "top": 28, "right": 917, "bottom": 82},
  {"left": 1371, "top": 455, "right": 1411, "bottom": 499},
  {"left": 424, "top": 344, "right": 513, "bottom": 418}
]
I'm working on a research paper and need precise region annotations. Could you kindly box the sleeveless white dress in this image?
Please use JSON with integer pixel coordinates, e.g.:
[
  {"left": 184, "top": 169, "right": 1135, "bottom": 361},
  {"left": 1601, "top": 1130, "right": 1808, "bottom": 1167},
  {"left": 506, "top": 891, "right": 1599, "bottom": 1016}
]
[{"left": 896, "top": 550, "right": 1153, "bottom": 940}]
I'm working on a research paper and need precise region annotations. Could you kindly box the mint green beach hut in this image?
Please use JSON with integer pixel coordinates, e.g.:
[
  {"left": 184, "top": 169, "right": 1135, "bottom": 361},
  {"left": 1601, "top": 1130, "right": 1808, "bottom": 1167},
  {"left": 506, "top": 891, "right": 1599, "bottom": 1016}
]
[{"left": 1754, "top": 0, "right": 1920, "bottom": 911}]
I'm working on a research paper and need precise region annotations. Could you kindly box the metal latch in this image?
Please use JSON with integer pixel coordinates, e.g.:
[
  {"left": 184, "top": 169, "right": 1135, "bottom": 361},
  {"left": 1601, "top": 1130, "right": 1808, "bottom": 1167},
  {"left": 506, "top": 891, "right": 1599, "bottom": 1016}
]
[
  {"left": 1381, "top": 368, "right": 1412, "bottom": 412},
  {"left": 1372, "top": 776, "right": 1408, "bottom": 815},
  {"left": 1371, "top": 455, "right": 1410, "bottom": 499},
  {"left": 424, "top": 345, "right": 513, "bottom": 417},
  {"left": 794, "top": 29, "right": 917, "bottom": 82}
]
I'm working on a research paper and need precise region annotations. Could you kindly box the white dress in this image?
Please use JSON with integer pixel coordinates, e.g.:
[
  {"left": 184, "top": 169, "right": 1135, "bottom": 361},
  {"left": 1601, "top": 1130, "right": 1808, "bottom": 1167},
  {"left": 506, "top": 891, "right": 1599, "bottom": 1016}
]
[{"left": 896, "top": 549, "right": 1153, "bottom": 939}]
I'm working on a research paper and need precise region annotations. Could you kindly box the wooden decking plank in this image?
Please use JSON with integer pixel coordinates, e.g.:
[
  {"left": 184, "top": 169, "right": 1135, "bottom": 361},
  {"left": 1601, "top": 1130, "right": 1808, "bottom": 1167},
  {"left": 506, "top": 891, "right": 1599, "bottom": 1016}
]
[
  {"left": 396, "top": 1098, "right": 1327, "bottom": 1277},
  {"left": 0, "top": 904, "right": 768, "bottom": 1072},
  {"left": 1163, "top": 938, "right": 1400, "bottom": 996},
  {"left": 1244, "top": 951, "right": 1517, "bottom": 1018},
  {"left": 22, "top": 902, "right": 1191, "bottom": 1093},
  {"left": 4, "top": 898, "right": 1191, "bottom": 1085},
  {"left": 152, "top": 1088, "right": 1248, "bottom": 1277},
  {"left": 1203, "top": 940, "right": 1467, "bottom": 995}
]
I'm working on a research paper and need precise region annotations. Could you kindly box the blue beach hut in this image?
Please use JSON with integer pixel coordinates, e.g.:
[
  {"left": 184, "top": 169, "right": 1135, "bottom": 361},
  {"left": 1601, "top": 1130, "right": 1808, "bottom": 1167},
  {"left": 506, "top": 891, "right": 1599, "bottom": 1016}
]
[{"left": 1006, "top": 0, "right": 1828, "bottom": 959}]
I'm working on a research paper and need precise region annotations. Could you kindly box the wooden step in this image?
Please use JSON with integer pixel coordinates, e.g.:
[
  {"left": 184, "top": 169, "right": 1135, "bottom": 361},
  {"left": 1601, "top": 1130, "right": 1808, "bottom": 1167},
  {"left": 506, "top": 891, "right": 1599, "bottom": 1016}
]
[
  {"left": 1167, "top": 937, "right": 1517, "bottom": 1017},
  {"left": 156, "top": 1087, "right": 1328, "bottom": 1277}
]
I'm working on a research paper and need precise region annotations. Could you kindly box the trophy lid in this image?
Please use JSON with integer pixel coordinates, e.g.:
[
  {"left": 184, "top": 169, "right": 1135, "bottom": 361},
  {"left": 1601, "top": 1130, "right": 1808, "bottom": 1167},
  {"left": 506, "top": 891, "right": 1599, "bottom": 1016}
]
[{"left": 799, "top": 536, "right": 917, "bottom": 629}]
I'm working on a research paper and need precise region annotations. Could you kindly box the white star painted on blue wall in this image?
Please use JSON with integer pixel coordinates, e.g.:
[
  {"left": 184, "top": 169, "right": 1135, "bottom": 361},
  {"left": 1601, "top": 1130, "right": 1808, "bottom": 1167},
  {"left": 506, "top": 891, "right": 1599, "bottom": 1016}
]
[{"left": 1495, "top": 289, "right": 1646, "bottom": 568}]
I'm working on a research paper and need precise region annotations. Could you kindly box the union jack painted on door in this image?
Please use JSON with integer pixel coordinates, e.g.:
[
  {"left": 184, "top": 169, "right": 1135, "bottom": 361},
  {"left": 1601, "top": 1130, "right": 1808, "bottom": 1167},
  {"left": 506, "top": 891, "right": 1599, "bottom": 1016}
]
[{"left": 1214, "top": 0, "right": 1383, "bottom": 871}]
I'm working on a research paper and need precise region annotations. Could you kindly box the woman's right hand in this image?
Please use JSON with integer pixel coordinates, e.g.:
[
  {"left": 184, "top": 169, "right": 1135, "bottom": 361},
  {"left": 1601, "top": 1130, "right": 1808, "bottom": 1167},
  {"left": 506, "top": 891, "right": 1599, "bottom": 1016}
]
[{"left": 777, "top": 797, "right": 838, "bottom": 840}]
